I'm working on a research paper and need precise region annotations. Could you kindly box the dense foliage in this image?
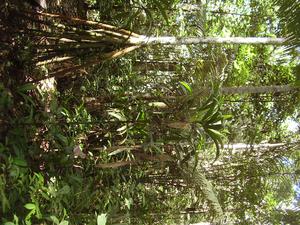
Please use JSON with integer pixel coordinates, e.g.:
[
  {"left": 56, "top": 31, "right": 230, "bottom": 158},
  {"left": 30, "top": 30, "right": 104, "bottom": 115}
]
[{"left": 0, "top": 0, "right": 299, "bottom": 224}]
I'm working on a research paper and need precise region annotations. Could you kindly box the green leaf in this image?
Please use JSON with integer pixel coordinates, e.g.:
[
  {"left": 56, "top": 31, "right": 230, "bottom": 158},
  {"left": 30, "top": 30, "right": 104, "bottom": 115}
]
[
  {"left": 24, "top": 203, "right": 36, "bottom": 210},
  {"left": 190, "top": 107, "right": 210, "bottom": 122},
  {"left": 59, "top": 185, "right": 71, "bottom": 195},
  {"left": 153, "top": 0, "right": 169, "bottom": 25},
  {"left": 207, "top": 122, "right": 223, "bottom": 131},
  {"left": 117, "top": 125, "right": 127, "bottom": 135},
  {"left": 117, "top": 125, "right": 127, "bottom": 132},
  {"left": 108, "top": 111, "right": 126, "bottom": 121},
  {"left": 59, "top": 221, "right": 69, "bottom": 225},
  {"left": 13, "top": 158, "right": 27, "bottom": 167},
  {"left": 17, "top": 84, "right": 36, "bottom": 92},
  {"left": 125, "top": 198, "right": 132, "bottom": 209},
  {"left": 179, "top": 81, "right": 192, "bottom": 94},
  {"left": 206, "top": 110, "right": 222, "bottom": 124},
  {"left": 4, "top": 222, "right": 15, "bottom": 225},
  {"left": 108, "top": 146, "right": 135, "bottom": 156},
  {"left": 97, "top": 214, "right": 107, "bottom": 225},
  {"left": 50, "top": 216, "right": 60, "bottom": 225},
  {"left": 124, "top": 10, "right": 140, "bottom": 29},
  {"left": 223, "top": 114, "right": 233, "bottom": 120},
  {"left": 13, "top": 215, "right": 19, "bottom": 224},
  {"left": 206, "top": 128, "right": 225, "bottom": 162},
  {"left": 202, "top": 98, "right": 219, "bottom": 122},
  {"left": 55, "top": 133, "right": 68, "bottom": 146},
  {"left": 207, "top": 128, "right": 225, "bottom": 146}
]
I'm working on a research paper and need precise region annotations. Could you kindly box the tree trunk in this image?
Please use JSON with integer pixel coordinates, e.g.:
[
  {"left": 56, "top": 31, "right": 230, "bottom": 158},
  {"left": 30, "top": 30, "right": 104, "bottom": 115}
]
[
  {"left": 220, "top": 84, "right": 298, "bottom": 95},
  {"left": 128, "top": 36, "right": 287, "bottom": 46}
]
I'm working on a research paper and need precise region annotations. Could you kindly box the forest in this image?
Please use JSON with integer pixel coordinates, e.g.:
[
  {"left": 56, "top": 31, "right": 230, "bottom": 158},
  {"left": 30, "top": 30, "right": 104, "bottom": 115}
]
[{"left": 0, "top": 0, "right": 299, "bottom": 224}]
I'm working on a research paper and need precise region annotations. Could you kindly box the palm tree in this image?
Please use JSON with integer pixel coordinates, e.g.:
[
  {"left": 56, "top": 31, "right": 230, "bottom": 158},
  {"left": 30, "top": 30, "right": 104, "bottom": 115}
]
[{"left": 14, "top": 0, "right": 299, "bottom": 81}]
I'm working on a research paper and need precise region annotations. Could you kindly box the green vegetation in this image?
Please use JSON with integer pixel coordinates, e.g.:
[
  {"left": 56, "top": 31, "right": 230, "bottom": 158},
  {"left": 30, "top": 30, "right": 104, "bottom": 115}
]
[{"left": 0, "top": 0, "right": 299, "bottom": 224}]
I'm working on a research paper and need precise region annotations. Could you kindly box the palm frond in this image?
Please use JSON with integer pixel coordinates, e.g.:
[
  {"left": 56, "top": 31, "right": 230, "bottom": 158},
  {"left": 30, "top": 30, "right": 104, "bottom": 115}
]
[
  {"left": 181, "top": 165, "right": 223, "bottom": 222},
  {"left": 274, "top": 0, "right": 300, "bottom": 50}
]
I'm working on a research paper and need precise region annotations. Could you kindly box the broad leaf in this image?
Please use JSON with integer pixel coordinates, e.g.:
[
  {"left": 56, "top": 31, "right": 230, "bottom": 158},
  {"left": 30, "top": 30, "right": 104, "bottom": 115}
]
[{"left": 97, "top": 214, "right": 107, "bottom": 225}]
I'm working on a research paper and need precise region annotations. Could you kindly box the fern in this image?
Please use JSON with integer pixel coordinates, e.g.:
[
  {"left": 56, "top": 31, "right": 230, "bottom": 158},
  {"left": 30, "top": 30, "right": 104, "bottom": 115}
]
[{"left": 180, "top": 165, "right": 223, "bottom": 222}]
